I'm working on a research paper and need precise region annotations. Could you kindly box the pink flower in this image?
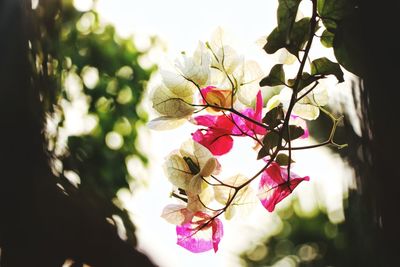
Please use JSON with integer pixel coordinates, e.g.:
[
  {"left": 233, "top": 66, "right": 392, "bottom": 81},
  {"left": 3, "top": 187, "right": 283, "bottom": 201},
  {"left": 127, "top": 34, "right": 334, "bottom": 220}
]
[
  {"left": 192, "top": 115, "right": 237, "bottom": 155},
  {"left": 176, "top": 212, "right": 224, "bottom": 253},
  {"left": 232, "top": 91, "right": 267, "bottom": 136},
  {"left": 192, "top": 90, "right": 267, "bottom": 156},
  {"left": 258, "top": 162, "right": 309, "bottom": 212}
]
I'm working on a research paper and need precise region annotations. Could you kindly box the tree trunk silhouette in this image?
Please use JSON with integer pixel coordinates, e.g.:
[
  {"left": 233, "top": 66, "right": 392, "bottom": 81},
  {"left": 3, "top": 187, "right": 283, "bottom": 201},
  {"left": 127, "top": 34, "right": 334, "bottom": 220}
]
[
  {"left": 348, "top": 1, "right": 400, "bottom": 266},
  {"left": 0, "top": 0, "right": 156, "bottom": 266}
]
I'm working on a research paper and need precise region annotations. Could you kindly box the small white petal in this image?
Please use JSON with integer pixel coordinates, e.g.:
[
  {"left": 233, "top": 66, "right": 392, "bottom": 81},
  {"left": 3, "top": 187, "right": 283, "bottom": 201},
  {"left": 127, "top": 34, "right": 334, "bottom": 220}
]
[{"left": 163, "top": 153, "right": 192, "bottom": 190}]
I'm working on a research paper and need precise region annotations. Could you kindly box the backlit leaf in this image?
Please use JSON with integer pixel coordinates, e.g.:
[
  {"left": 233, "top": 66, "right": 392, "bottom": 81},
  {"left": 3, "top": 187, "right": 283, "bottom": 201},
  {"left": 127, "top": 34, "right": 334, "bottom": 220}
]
[
  {"left": 260, "top": 64, "right": 286, "bottom": 87},
  {"left": 310, "top": 57, "right": 344, "bottom": 83}
]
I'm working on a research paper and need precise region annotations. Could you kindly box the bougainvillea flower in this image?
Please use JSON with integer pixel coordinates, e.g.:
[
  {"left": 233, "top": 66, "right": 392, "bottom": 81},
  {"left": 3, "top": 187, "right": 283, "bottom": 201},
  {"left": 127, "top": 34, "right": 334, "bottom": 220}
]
[
  {"left": 232, "top": 90, "right": 266, "bottom": 136},
  {"left": 192, "top": 114, "right": 238, "bottom": 155},
  {"left": 192, "top": 90, "right": 266, "bottom": 155},
  {"left": 163, "top": 140, "right": 219, "bottom": 212},
  {"left": 200, "top": 86, "right": 233, "bottom": 111},
  {"left": 258, "top": 162, "right": 309, "bottom": 212},
  {"left": 176, "top": 211, "right": 223, "bottom": 253}
]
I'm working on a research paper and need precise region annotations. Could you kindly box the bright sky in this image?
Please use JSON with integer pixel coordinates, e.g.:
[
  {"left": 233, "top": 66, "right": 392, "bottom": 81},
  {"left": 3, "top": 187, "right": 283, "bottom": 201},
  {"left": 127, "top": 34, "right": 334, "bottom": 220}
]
[{"left": 69, "top": 0, "right": 359, "bottom": 266}]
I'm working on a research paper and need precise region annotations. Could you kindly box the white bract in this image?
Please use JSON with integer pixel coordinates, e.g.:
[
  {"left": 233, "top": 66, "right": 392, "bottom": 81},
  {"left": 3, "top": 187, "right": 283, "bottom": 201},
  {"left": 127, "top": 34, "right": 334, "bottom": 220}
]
[
  {"left": 175, "top": 42, "right": 211, "bottom": 87},
  {"left": 161, "top": 204, "right": 193, "bottom": 225},
  {"left": 235, "top": 60, "right": 265, "bottom": 107},
  {"left": 151, "top": 84, "right": 195, "bottom": 117},
  {"left": 266, "top": 85, "right": 329, "bottom": 120},
  {"left": 213, "top": 174, "right": 255, "bottom": 220},
  {"left": 163, "top": 139, "right": 219, "bottom": 212}
]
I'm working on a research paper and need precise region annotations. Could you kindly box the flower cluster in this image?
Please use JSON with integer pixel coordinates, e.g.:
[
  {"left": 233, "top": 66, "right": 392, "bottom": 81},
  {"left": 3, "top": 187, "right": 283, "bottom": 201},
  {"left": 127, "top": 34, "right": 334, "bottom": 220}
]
[{"left": 149, "top": 26, "right": 341, "bottom": 253}]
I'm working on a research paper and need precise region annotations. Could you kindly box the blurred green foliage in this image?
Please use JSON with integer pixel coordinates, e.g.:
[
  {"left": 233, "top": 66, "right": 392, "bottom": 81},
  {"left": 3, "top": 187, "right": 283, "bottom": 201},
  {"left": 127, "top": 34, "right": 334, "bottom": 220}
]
[
  {"left": 31, "top": 0, "right": 156, "bottom": 245},
  {"left": 241, "top": 205, "right": 352, "bottom": 267}
]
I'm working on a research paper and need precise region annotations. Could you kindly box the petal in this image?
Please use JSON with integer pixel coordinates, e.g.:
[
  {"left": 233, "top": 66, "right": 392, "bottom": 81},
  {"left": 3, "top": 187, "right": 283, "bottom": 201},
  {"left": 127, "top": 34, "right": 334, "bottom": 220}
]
[
  {"left": 237, "top": 82, "right": 260, "bottom": 107},
  {"left": 176, "top": 55, "right": 210, "bottom": 87},
  {"left": 243, "top": 91, "right": 267, "bottom": 135},
  {"left": 188, "top": 174, "right": 203, "bottom": 195},
  {"left": 176, "top": 224, "right": 213, "bottom": 253},
  {"left": 262, "top": 162, "right": 285, "bottom": 186},
  {"left": 312, "top": 87, "right": 329, "bottom": 106},
  {"left": 186, "top": 187, "right": 214, "bottom": 213},
  {"left": 258, "top": 163, "right": 310, "bottom": 212},
  {"left": 151, "top": 85, "right": 195, "bottom": 118},
  {"left": 176, "top": 212, "right": 223, "bottom": 253},
  {"left": 266, "top": 94, "right": 282, "bottom": 112},
  {"left": 214, "top": 174, "right": 247, "bottom": 204},
  {"left": 213, "top": 175, "right": 256, "bottom": 219},
  {"left": 242, "top": 60, "right": 264, "bottom": 84},
  {"left": 161, "top": 204, "right": 193, "bottom": 225},
  {"left": 211, "top": 218, "right": 224, "bottom": 252},
  {"left": 193, "top": 114, "right": 218, "bottom": 127},
  {"left": 192, "top": 129, "right": 233, "bottom": 156},
  {"left": 161, "top": 70, "right": 197, "bottom": 97},
  {"left": 254, "top": 90, "right": 263, "bottom": 119},
  {"left": 214, "top": 46, "right": 243, "bottom": 74},
  {"left": 163, "top": 153, "right": 192, "bottom": 190},
  {"left": 224, "top": 205, "right": 236, "bottom": 220},
  {"left": 292, "top": 103, "right": 320, "bottom": 120},
  {"left": 200, "top": 158, "right": 218, "bottom": 177}
]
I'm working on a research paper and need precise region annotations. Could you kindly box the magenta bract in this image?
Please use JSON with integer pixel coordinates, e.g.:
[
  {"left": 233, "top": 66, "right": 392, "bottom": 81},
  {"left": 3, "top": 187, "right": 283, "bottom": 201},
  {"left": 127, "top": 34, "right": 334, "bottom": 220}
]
[{"left": 258, "top": 162, "right": 310, "bottom": 212}]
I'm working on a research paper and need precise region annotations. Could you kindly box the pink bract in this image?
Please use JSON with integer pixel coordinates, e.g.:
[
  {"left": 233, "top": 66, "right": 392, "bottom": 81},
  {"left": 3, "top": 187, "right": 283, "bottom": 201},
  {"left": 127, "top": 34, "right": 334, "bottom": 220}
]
[
  {"left": 192, "top": 115, "right": 237, "bottom": 155},
  {"left": 176, "top": 212, "right": 224, "bottom": 253},
  {"left": 258, "top": 162, "right": 309, "bottom": 212},
  {"left": 232, "top": 91, "right": 267, "bottom": 136},
  {"left": 192, "top": 90, "right": 266, "bottom": 156}
]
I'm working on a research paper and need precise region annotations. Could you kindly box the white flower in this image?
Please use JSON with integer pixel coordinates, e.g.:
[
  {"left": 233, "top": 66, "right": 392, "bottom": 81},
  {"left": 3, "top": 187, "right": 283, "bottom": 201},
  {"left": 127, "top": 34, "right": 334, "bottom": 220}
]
[{"left": 163, "top": 140, "right": 219, "bottom": 213}]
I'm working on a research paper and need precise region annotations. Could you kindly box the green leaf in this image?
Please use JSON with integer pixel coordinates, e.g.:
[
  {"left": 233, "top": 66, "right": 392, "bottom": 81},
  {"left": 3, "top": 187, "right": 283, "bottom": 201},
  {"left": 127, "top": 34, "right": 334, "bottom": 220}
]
[
  {"left": 262, "top": 105, "right": 284, "bottom": 128},
  {"left": 263, "top": 28, "right": 286, "bottom": 55},
  {"left": 287, "top": 72, "right": 321, "bottom": 90},
  {"left": 257, "top": 147, "right": 270, "bottom": 160},
  {"left": 263, "top": 18, "right": 311, "bottom": 56},
  {"left": 260, "top": 64, "right": 286, "bottom": 87},
  {"left": 283, "top": 125, "right": 304, "bottom": 141},
  {"left": 317, "top": 0, "right": 349, "bottom": 32},
  {"left": 258, "top": 131, "right": 281, "bottom": 159},
  {"left": 321, "top": 30, "right": 334, "bottom": 48},
  {"left": 286, "top": 18, "right": 311, "bottom": 55},
  {"left": 333, "top": 16, "right": 364, "bottom": 77},
  {"left": 277, "top": 0, "right": 302, "bottom": 42},
  {"left": 310, "top": 57, "right": 344, "bottom": 83},
  {"left": 275, "top": 153, "right": 295, "bottom": 166}
]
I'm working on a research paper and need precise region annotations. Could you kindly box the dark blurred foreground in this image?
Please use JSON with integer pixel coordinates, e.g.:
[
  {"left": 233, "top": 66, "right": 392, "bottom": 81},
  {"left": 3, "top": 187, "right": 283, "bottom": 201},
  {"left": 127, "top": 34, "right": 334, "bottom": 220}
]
[{"left": 0, "top": 0, "right": 156, "bottom": 266}]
